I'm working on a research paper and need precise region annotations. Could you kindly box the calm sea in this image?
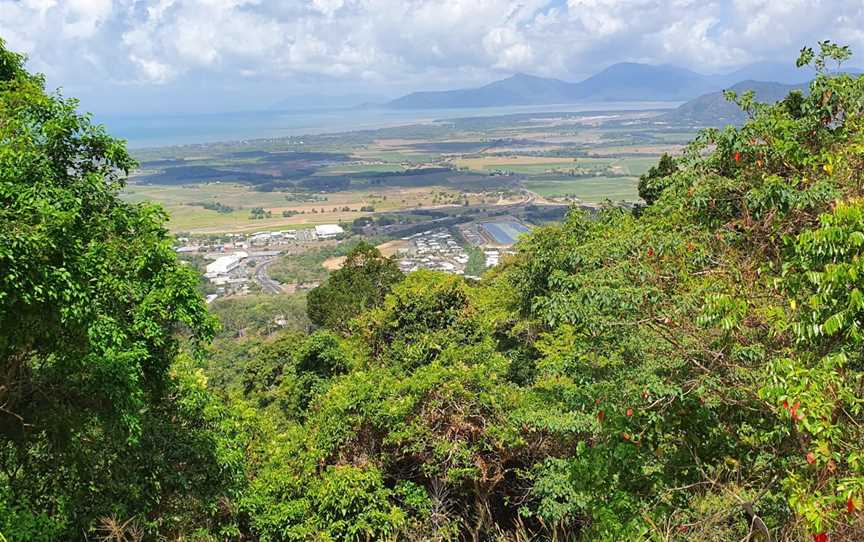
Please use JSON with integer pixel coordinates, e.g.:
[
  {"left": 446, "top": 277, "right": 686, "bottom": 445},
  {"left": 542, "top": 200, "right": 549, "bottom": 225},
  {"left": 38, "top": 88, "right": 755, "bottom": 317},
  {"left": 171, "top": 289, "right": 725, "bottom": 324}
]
[{"left": 96, "top": 102, "right": 680, "bottom": 149}]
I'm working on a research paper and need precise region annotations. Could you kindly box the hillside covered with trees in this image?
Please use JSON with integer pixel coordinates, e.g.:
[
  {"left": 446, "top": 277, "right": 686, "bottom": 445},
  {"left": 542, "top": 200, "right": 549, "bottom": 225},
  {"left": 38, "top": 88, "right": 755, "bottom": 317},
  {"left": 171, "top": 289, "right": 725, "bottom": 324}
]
[{"left": 2, "top": 38, "right": 864, "bottom": 541}]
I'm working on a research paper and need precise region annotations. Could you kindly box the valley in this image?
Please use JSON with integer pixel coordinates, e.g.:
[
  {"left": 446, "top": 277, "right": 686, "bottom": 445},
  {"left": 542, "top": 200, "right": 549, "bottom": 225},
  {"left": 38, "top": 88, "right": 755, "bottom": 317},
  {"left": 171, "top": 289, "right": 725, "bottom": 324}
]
[
  {"left": 124, "top": 106, "right": 699, "bottom": 235},
  {"left": 7, "top": 10, "right": 864, "bottom": 539},
  {"left": 123, "top": 105, "right": 706, "bottom": 300}
]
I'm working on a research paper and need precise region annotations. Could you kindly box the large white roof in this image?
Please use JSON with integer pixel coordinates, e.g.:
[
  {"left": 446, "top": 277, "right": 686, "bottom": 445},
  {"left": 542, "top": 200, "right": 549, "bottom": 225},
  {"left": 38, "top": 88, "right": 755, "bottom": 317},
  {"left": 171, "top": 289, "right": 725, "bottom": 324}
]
[
  {"left": 315, "top": 224, "right": 344, "bottom": 236},
  {"left": 205, "top": 251, "right": 248, "bottom": 276}
]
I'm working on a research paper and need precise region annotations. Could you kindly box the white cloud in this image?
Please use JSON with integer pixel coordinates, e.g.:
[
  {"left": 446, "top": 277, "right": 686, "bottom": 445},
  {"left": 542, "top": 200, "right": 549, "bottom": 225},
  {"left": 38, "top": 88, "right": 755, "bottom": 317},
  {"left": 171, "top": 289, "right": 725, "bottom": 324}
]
[
  {"left": 1, "top": 0, "right": 863, "bottom": 111},
  {"left": 483, "top": 27, "right": 534, "bottom": 70}
]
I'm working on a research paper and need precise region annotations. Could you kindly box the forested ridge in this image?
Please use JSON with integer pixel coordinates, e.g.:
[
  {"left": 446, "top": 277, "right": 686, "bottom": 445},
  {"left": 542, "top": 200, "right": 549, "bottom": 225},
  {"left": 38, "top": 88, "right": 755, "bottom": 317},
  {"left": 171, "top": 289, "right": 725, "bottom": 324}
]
[{"left": 2, "top": 38, "right": 864, "bottom": 541}]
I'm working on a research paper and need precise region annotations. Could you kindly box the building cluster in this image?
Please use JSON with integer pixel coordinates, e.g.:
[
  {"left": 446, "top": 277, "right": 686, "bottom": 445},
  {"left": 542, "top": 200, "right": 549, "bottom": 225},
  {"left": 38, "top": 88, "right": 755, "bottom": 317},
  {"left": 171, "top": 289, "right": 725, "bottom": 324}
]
[
  {"left": 249, "top": 230, "right": 296, "bottom": 246},
  {"left": 174, "top": 224, "right": 345, "bottom": 253},
  {"left": 460, "top": 226, "right": 486, "bottom": 246},
  {"left": 248, "top": 224, "right": 342, "bottom": 245},
  {"left": 392, "top": 227, "right": 521, "bottom": 278},
  {"left": 396, "top": 230, "right": 470, "bottom": 275},
  {"left": 204, "top": 251, "right": 249, "bottom": 286},
  {"left": 204, "top": 250, "right": 249, "bottom": 284}
]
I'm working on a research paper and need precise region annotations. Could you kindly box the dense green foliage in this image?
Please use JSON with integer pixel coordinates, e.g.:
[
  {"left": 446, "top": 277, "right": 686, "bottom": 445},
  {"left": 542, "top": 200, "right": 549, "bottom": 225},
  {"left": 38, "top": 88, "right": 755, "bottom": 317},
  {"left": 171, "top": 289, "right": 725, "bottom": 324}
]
[
  {"left": 307, "top": 242, "right": 404, "bottom": 333},
  {"left": 0, "top": 39, "right": 250, "bottom": 540},
  {"left": 268, "top": 238, "right": 388, "bottom": 286},
  {"left": 637, "top": 152, "right": 678, "bottom": 205},
  {"left": 224, "top": 43, "right": 864, "bottom": 541},
  {"left": 3, "top": 39, "right": 864, "bottom": 541}
]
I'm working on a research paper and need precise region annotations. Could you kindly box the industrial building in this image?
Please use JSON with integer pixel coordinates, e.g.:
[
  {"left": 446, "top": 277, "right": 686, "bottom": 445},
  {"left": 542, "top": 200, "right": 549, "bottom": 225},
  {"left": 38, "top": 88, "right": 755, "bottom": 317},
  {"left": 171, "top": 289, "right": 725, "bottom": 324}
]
[
  {"left": 204, "top": 251, "right": 248, "bottom": 284},
  {"left": 314, "top": 224, "right": 344, "bottom": 239}
]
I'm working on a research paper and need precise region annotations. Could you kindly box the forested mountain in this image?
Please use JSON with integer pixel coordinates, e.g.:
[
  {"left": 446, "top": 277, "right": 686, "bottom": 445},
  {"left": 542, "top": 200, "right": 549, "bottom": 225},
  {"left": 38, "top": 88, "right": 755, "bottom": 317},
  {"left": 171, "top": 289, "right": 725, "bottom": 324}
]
[
  {"left": 661, "top": 80, "right": 808, "bottom": 125},
  {"left": 3, "top": 38, "right": 864, "bottom": 542}
]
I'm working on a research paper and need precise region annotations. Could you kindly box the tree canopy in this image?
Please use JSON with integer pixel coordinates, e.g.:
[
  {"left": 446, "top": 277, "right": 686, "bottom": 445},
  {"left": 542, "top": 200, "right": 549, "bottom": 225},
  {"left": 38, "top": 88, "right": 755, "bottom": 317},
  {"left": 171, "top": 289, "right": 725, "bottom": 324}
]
[
  {"left": 3, "top": 38, "right": 864, "bottom": 541},
  {"left": 306, "top": 241, "right": 403, "bottom": 333},
  {"left": 0, "top": 38, "right": 248, "bottom": 540}
]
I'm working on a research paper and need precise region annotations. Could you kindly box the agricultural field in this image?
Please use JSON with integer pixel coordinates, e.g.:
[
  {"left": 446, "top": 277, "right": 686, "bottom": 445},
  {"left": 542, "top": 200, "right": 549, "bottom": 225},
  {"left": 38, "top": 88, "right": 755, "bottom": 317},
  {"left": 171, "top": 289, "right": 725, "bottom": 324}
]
[
  {"left": 121, "top": 182, "right": 488, "bottom": 233},
  {"left": 125, "top": 108, "right": 699, "bottom": 232},
  {"left": 523, "top": 176, "right": 640, "bottom": 202}
]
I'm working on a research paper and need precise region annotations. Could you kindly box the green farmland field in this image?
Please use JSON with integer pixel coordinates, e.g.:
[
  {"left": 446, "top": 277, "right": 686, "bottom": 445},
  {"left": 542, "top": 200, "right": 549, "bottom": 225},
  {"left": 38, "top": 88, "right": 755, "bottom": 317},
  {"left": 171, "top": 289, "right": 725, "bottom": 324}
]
[{"left": 523, "top": 176, "right": 640, "bottom": 202}]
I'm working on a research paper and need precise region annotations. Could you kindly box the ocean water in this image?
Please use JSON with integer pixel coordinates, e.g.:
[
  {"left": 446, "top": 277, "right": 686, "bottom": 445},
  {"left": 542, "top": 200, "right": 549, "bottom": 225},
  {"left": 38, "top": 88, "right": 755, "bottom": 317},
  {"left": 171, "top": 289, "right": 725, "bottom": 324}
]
[{"left": 96, "top": 101, "right": 680, "bottom": 149}]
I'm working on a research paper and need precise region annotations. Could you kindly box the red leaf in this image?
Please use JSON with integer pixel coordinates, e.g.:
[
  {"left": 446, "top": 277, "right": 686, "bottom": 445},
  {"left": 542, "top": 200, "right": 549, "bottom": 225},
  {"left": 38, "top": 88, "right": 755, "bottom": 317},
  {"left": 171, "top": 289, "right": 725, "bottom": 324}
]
[
  {"left": 647, "top": 247, "right": 655, "bottom": 257},
  {"left": 848, "top": 497, "right": 855, "bottom": 514},
  {"left": 622, "top": 432, "right": 631, "bottom": 441},
  {"left": 806, "top": 452, "right": 816, "bottom": 465},
  {"left": 813, "top": 532, "right": 828, "bottom": 542},
  {"left": 597, "top": 410, "right": 605, "bottom": 423},
  {"left": 790, "top": 401, "right": 801, "bottom": 422},
  {"left": 782, "top": 399, "right": 789, "bottom": 410},
  {"left": 734, "top": 152, "right": 741, "bottom": 162}
]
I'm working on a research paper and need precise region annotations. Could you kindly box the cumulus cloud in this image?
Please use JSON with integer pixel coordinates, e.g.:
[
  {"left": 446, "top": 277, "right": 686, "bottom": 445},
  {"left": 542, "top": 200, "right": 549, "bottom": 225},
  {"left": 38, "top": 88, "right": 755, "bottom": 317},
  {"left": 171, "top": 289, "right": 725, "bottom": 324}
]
[{"left": 1, "top": 0, "right": 862, "bottom": 111}]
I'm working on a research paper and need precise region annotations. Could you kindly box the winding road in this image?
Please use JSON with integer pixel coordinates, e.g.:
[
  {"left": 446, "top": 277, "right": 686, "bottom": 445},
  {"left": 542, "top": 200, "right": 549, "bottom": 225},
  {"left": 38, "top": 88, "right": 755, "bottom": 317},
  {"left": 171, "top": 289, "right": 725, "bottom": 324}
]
[{"left": 254, "top": 259, "right": 284, "bottom": 294}]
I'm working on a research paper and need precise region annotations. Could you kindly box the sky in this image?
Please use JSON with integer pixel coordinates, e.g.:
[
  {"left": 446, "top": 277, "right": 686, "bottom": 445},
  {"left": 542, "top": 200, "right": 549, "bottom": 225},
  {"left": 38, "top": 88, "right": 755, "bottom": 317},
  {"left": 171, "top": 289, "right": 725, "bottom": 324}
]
[{"left": 2, "top": 0, "right": 863, "bottom": 115}]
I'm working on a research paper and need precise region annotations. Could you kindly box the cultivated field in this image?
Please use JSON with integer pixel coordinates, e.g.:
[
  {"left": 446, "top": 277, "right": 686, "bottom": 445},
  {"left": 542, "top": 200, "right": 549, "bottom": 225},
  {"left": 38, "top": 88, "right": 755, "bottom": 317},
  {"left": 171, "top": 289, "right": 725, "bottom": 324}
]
[
  {"left": 121, "top": 182, "right": 484, "bottom": 233},
  {"left": 125, "top": 109, "right": 695, "bottom": 232},
  {"left": 523, "top": 176, "right": 640, "bottom": 202}
]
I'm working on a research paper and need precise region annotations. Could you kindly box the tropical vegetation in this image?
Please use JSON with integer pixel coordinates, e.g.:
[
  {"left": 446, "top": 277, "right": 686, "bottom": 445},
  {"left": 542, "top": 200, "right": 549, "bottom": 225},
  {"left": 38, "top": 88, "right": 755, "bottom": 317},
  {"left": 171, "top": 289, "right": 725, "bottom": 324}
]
[{"left": 2, "top": 38, "right": 864, "bottom": 541}]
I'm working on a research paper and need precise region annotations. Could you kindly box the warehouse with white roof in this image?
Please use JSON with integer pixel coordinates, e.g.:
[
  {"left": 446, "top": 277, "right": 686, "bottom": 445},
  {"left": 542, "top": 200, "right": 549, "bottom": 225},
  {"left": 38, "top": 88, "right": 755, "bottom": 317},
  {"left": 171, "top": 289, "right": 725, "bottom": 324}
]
[
  {"left": 205, "top": 251, "right": 248, "bottom": 283},
  {"left": 314, "top": 224, "right": 344, "bottom": 239}
]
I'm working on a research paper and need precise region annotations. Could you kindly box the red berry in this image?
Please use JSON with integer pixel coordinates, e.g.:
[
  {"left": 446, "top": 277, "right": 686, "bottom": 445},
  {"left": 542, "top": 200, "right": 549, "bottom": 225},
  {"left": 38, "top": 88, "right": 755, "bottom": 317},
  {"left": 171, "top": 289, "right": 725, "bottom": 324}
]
[
  {"left": 734, "top": 152, "right": 741, "bottom": 162},
  {"left": 782, "top": 399, "right": 789, "bottom": 410},
  {"left": 806, "top": 452, "right": 816, "bottom": 465},
  {"left": 647, "top": 247, "right": 654, "bottom": 257},
  {"left": 813, "top": 532, "right": 828, "bottom": 542},
  {"left": 622, "top": 432, "right": 631, "bottom": 441},
  {"left": 848, "top": 497, "right": 855, "bottom": 514},
  {"left": 626, "top": 408, "right": 633, "bottom": 417},
  {"left": 597, "top": 410, "right": 605, "bottom": 423}
]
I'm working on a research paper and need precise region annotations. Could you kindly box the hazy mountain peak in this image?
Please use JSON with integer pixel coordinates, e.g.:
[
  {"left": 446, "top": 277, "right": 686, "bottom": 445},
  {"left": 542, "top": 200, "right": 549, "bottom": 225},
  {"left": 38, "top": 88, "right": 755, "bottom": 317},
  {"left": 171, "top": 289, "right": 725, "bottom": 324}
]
[{"left": 384, "top": 60, "right": 862, "bottom": 110}]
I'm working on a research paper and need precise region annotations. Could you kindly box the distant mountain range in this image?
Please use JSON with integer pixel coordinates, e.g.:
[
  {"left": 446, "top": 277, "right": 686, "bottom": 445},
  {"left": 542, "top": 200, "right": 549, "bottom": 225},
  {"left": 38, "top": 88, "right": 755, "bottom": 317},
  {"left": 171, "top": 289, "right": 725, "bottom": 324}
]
[
  {"left": 384, "top": 61, "right": 858, "bottom": 109},
  {"left": 660, "top": 80, "right": 808, "bottom": 125}
]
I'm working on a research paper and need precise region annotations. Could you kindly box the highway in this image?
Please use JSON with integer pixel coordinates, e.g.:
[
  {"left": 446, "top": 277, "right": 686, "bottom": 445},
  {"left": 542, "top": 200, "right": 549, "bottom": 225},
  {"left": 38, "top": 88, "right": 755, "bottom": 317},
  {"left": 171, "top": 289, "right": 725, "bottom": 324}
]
[{"left": 254, "top": 258, "right": 284, "bottom": 294}]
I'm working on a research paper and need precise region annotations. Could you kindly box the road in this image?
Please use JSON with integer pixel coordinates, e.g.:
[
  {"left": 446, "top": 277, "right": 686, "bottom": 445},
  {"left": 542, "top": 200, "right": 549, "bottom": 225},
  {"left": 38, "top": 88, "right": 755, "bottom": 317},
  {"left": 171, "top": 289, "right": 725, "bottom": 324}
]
[{"left": 254, "top": 258, "right": 284, "bottom": 294}]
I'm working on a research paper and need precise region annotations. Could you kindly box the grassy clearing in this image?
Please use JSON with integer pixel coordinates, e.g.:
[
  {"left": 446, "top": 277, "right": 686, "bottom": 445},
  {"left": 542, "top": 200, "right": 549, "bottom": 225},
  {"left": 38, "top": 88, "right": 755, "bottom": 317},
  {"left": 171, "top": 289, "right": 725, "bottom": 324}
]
[
  {"left": 619, "top": 156, "right": 664, "bottom": 176},
  {"left": 523, "top": 176, "right": 639, "bottom": 202},
  {"left": 587, "top": 144, "right": 685, "bottom": 156}
]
